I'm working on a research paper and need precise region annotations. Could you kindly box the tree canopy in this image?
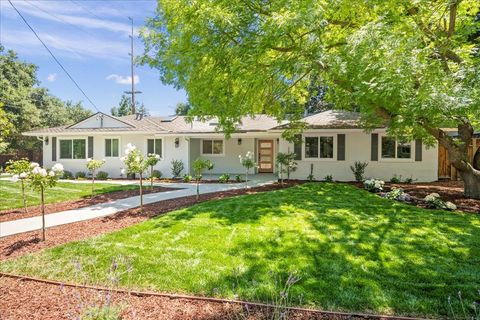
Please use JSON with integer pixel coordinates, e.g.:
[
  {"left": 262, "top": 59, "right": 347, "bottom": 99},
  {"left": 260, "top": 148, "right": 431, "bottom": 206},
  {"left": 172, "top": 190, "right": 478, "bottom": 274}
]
[
  {"left": 0, "top": 46, "right": 92, "bottom": 153},
  {"left": 111, "top": 94, "right": 148, "bottom": 117},
  {"left": 174, "top": 102, "right": 191, "bottom": 115},
  {"left": 141, "top": 0, "right": 480, "bottom": 197}
]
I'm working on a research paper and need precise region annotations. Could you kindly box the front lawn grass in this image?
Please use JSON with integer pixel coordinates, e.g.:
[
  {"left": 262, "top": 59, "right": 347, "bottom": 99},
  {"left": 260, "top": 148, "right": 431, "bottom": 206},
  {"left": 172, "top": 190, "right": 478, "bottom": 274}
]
[
  {"left": 0, "top": 180, "right": 141, "bottom": 210},
  {"left": 1, "top": 183, "right": 479, "bottom": 317}
]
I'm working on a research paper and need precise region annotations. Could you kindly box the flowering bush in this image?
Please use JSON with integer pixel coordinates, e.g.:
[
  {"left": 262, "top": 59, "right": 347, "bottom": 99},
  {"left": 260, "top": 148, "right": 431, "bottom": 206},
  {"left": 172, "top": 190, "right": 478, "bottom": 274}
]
[
  {"left": 86, "top": 158, "right": 106, "bottom": 197},
  {"left": 6, "top": 158, "right": 31, "bottom": 213},
  {"left": 424, "top": 193, "right": 457, "bottom": 211},
  {"left": 364, "top": 179, "right": 385, "bottom": 193},
  {"left": 218, "top": 173, "right": 230, "bottom": 183},
  {"left": 28, "top": 162, "right": 64, "bottom": 240},
  {"left": 122, "top": 143, "right": 148, "bottom": 209},
  {"left": 192, "top": 158, "right": 214, "bottom": 199},
  {"left": 239, "top": 151, "right": 256, "bottom": 188},
  {"left": 384, "top": 187, "right": 411, "bottom": 201}
]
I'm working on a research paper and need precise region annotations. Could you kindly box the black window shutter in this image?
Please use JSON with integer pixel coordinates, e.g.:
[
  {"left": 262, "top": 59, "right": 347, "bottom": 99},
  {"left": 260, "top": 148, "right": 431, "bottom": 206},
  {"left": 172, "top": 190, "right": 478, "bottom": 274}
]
[
  {"left": 147, "top": 139, "right": 154, "bottom": 154},
  {"left": 371, "top": 134, "right": 379, "bottom": 161},
  {"left": 52, "top": 137, "right": 57, "bottom": 161},
  {"left": 415, "top": 139, "right": 423, "bottom": 161},
  {"left": 293, "top": 134, "right": 302, "bottom": 160},
  {"left": 105, "top": 139, "right": 111, "bottom": 157},
  {"left": 337, "top": 134, "right": 346, "bottom": 161},
  {"left": 88, "top": 136, "right": 94, "bottom": 158}
]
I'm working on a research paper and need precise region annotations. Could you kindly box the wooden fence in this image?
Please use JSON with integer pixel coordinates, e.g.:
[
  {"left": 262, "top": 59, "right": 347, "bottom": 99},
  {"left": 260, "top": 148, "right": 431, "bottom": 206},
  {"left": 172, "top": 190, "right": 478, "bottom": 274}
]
[{"left": 438, "top": 138, "right": 480, "bottom": 180}]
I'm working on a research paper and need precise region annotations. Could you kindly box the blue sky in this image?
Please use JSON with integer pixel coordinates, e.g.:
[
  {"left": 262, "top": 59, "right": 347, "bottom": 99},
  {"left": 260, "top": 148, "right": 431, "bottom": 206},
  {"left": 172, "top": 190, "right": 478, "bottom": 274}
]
[{"left": 0, "top": 0, "right": 187, "bottom": 116}]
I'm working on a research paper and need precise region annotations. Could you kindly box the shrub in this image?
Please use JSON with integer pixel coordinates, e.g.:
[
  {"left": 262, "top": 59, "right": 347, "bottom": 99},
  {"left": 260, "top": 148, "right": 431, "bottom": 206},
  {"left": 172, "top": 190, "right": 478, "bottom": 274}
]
[
  {"left": 424, "top": 193, "right": 457, "bottom": 210},
  {"left": 96, "top": 171, "right": 109, "bottom": 180},
  {"left": 307, "top": 174, "right": 315, "bottom": 182},
  {"left": 62, "top": 170, "right": 74, "bottom": 180},
  {"left": 75, "top": 171, "right": 86, "bottom": 179},
  {"left": 324, "top": 174, "right": 333, "bottom": 182},
  {"left": 390, "top": 174, "right": 402, "bottom": 183},
  {"left": 235, "top": 174, "right": 242, "bottom": 182},
  {"left": 171, "top": 159, "right": 184, "bottom": 179},
  {"left": 152, "top": 170, "right": 162, "bottom": 179},
  {"left": 384, "top": 187, "right": 405, "bottom": 200},
  {"left": 364, "top": 179, "right": 385, "bottom": 193},
  {"left": 350, "top": 161, "right": 368, "bottom": 182},
  {"left": 183, "top": 174, "right": 192, "bottom": 182},
  {"left": 192, "top": 158, "right": 214, "bottom": 199},
  {"left": 276, "top": 152, "right": 297, "bottom": 183},
  {"left": 219, "top": 173, "right": 230, "bottom": 183},
  {"left": 404, "top": 176, "right": 416, "bottom": 184}
]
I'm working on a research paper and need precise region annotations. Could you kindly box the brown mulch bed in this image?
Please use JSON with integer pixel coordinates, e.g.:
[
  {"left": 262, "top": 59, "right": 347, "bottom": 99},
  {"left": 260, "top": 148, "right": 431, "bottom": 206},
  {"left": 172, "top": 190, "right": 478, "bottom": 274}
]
[
  {"left": 0, "top": 186, "right": 178, "bottom": 223},
  {"left": 0, "top": 182, "right": 303, "bottom": 261},
  {"left": 351, "top": 180, "right": 480, "bottom": 213},
  {"left": 0, "top": 275, "right": 418, "bottom": 320}
]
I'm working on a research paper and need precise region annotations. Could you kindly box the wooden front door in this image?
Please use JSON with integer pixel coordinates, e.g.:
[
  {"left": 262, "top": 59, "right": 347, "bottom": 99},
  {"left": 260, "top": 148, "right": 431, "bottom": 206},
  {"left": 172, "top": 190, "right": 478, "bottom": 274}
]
[{"left": 258, "top": 140, "right": 274, "bottom": 173}]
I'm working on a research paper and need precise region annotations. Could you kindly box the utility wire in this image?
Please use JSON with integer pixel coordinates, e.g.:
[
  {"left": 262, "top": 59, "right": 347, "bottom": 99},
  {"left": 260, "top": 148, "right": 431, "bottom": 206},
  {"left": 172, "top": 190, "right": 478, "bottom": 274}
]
[
  {"left": 68, "top": 0, "right": 104, "bottom": 21},
  {"left": 8, "top": 0, "right": 100, "bottom": 112}
]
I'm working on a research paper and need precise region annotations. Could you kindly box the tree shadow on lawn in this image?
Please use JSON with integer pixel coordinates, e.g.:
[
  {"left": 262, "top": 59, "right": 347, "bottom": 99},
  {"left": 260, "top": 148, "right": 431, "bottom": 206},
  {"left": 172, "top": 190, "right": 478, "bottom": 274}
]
[{"left": 166, "top": 184, "right": 480, "bottom": 318}]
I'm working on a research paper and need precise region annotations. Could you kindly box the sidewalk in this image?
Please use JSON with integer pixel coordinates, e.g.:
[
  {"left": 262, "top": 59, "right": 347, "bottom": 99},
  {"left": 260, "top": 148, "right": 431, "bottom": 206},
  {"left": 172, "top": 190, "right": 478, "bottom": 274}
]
[{"left": 0, "top": 179, "right": 275, "bottom": 238}]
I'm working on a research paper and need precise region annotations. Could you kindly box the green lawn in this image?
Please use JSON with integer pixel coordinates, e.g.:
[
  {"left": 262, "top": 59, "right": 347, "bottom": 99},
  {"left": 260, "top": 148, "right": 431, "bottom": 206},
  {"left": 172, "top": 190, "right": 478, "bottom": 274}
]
[
  {"left": 0, "top": 180, "right": 141, "bottom": 210},
  {"left": 1, "top": 183, "right": 479, "bottom": 317}
]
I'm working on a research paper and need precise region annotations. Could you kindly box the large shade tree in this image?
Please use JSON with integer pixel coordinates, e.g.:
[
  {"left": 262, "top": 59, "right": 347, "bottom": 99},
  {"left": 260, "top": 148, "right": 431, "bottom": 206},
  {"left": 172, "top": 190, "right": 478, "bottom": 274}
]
[{"left": 141, "top": 0, "right": 480, "bottom": 198}]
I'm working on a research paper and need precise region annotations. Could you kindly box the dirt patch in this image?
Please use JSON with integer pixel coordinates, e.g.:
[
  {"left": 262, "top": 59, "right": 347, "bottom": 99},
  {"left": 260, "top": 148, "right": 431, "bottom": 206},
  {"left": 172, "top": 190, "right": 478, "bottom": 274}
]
[
  {"left": 0, "top": 275, "right": 416, "bottom": 320},
  {"left": 0, "top": 182, "right": 303, "bottom": 261},
  {"left": 0, "top": 186, "right": 177, "bottom": 223},
  {"left": 351, "top": 180, "right": 480, "bottom": 213}
]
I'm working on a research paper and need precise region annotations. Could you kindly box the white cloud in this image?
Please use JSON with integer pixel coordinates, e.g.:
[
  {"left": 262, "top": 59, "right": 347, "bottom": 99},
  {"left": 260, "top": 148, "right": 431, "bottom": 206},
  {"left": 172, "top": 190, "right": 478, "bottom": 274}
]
[
  {"left": 47, "top": 73, "right": 58, "bottom": 82},
  {"left": 106, "top": 74, "right": 140, "bottom": 85}
]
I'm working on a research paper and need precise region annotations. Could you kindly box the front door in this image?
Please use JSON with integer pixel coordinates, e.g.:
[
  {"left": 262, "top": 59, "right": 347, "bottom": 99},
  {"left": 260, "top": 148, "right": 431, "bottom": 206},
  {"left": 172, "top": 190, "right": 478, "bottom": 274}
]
[{"left": 258, "top": 140, "right": 274, "bottom": 173}]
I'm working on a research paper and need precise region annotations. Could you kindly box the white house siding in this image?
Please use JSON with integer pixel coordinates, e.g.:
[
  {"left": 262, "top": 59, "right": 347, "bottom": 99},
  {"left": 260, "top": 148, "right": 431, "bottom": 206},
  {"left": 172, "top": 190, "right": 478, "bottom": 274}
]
[
  {"left": 42, "top": 134, "right": 190, "bottom": 178},
  {"left": 278, "top": 129, "right": 438, "bottom": 182}
]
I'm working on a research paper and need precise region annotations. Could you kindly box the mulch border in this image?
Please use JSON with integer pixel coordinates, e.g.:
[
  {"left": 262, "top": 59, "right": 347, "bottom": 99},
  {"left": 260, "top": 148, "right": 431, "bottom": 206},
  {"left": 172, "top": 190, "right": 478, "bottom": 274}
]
[{"left": 0, "top": 272, "right": 427, "bottom": 320}]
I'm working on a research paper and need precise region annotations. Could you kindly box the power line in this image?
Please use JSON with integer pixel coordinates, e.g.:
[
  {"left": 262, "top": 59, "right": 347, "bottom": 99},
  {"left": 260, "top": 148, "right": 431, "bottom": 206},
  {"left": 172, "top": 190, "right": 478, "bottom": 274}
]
[
  {"left": 7, "top": 0, "right": 100, "bottom": 112},
  {"left": 68, "top": 0, "right": 105, "bottom": 22}
]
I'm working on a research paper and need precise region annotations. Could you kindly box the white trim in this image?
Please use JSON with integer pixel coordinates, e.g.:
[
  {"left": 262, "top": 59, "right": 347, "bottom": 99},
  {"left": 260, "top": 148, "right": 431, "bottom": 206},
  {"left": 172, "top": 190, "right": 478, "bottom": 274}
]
[
  {"left": 302, "top": 134, "right": 336, "bottom": 161},
  {"left": 144, "top": 137, "right": 165, "bottom": 160},
  {"left": 379, "top": 134, "right": 414, "bottom": 162},
  {"left": 58, "top": 137, "right": 88, "bottom": 160},
  {"left": 104, "top": 136, "right": 121, "bottom": 158},
  {"left": 200, "top": 139, "right": 225, "bottom": 156}
]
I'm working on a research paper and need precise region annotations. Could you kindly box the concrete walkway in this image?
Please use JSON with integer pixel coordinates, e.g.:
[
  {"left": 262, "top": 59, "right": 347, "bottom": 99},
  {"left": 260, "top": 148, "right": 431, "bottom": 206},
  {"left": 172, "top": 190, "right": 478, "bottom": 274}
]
[{"left": 0, "top": 177, "right": 275, "bottom": 238}]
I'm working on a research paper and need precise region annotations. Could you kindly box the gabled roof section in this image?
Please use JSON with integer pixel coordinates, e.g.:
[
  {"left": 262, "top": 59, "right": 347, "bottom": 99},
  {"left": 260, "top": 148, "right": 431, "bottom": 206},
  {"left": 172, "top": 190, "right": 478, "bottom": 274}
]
[{"left": 68, "top": 112, "right": 135, "bottom": 129}]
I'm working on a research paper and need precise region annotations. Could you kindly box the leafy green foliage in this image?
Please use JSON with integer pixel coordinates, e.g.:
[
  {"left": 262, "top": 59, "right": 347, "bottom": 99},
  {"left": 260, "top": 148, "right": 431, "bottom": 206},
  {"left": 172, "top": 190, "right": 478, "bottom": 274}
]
[
  {"left": 174, "top": 102, "right": 191, "bottom": 115},
  {"left": 0, "top": 46, "right": 92, "bottom": 153},
  {"left": 96, "top": 171, "right": 109, "bottom": 180},
  {"left": 170, "top": 159, "right": 184, "bottom": 178},
  {"left": 350, "top": 161, "right": 369, "bottom": 182},
  {"left": 192, "top": 158, "right": 214, "bottom": 198},
  {"left": 276, "top": 152, "right": 297, "bottom": 183},
  {"left": 182, "top": 174, "right": 192, "bottom": 182},
  {"left": 218, "top": 173, "right": 230, "bottom": 183},
  {"left": 110, "top": 95, "right": 133, "bottom": 117}
]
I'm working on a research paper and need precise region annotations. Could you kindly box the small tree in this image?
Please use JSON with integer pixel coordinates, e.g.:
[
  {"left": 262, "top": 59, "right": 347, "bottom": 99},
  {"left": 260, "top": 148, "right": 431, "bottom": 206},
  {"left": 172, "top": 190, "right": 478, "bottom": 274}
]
[
  {"left": 239, "top": 151, "right": 256, "bottom": 188},
  {"left": 276, "top": 152, "right": 297, "bottom": 185},
  {"left": 86, "top": 158, "right": 105, "bottom": 197},
  {"left": 122, "top": 144, "right": 148, "bottom": 210},
  {"left": 6, "top": 158, "right": 31, "bottom": 213},
  {"left": 192, "top": 158, "right": 214, "bottom": 200},
  {"left": 146, "top": 153, "right": 161, "bottom": 188},
  {"left": 27, "top": 163, "right": 63, "bottom": 241}
]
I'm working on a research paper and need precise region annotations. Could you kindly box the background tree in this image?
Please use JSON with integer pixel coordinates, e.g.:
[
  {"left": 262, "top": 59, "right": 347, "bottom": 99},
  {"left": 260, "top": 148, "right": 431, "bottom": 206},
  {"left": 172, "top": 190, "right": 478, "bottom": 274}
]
[
  {"left": 141, "top": 0, "right": 480, "bottom": 198},
  {"left": 111, "top": 95, "right": 133, "bottom": 117},
  {"left": 122, "top": 144, "right": 148, "bottom": 210},
  {"left": 0, "top": 103, "right": 12, "bottom": 153},
  {"left": 175, "top": 102, "right": 191, "bottom": 115},
  {"left": 0, "top": 46, "right": 92, "bottom": 154},
  {"left": 239, "top": 151, "right": 256, "bottom": 188}
]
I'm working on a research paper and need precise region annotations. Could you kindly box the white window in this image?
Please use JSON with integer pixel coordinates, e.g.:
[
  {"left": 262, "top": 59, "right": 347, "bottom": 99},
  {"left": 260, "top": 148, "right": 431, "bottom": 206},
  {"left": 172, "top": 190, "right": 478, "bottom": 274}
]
[
  {"left": 59, "top": 139, "right": 86, "bottom": 159},
  {"left": 105, "top": 138, "right": 119, "bottom": 157},
  {"left": 381, "top": 136, "right": 411, "bottom": 159},
  {"left": 147, "top": 139, "right": 162, "bottom": 157},
  {"left": 304, "top": 136, "right": 334, "bottom": 159},
  {"left": 202, "top": 139, "right": 223, "bottom": 155}
]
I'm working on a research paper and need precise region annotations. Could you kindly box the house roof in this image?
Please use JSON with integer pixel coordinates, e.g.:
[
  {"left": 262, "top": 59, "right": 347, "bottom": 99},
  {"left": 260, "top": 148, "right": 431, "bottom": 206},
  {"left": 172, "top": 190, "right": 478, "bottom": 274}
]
[
  {"left": 272, "top": 110, "right": 363, "bottom": 130},
  {"left": 23, "top": 112, "right": 285, "bottom": 136}
]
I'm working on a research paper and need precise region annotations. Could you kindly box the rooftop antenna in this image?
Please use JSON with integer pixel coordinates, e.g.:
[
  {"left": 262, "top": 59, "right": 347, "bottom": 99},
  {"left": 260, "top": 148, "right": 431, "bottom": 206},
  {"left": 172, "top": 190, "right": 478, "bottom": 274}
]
[{"left": 124, "top": 17, "right": 142, "bottom": 115}]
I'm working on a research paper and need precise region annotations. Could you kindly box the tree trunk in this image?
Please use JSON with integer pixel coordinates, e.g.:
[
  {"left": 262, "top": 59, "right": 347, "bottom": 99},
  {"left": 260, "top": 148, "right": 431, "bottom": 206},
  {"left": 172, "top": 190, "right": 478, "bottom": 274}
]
[
  {"left": 21, "top": 180, "right": 27, "bottom": 213},
  {"left": 91, "top": 170, "right": 95, "bottom": 198},
  {"left": 139, "top": 173, "right": 143, "bottom": 210},
  {"left": 196, "top": 180, "right": 200, "bottom": 200},
  {"left": 41, "top": 186, "right": 45, "bottom": 241},
  {"left": 150, "top": 166, "right": 154, "bottom": 189},
  {"left": 458, "top": 166, "right": 480, "bottom": 199}
]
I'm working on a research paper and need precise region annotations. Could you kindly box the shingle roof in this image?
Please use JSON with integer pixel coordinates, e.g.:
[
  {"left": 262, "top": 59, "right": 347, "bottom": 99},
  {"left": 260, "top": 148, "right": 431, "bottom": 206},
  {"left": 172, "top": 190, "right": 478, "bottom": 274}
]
[
  {"left": 23, "top": 113, "right": 284, "bottom": 135},
  {"left": 273, "top": 110, "right": 362, "bottom": 129}
]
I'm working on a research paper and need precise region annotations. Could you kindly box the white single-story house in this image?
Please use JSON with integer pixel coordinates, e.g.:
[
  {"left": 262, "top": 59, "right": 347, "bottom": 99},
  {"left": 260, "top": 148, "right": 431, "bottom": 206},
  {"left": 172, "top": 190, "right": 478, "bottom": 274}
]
[{"left": 23, "top": 110, "right": 439, "bottom": 181}]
